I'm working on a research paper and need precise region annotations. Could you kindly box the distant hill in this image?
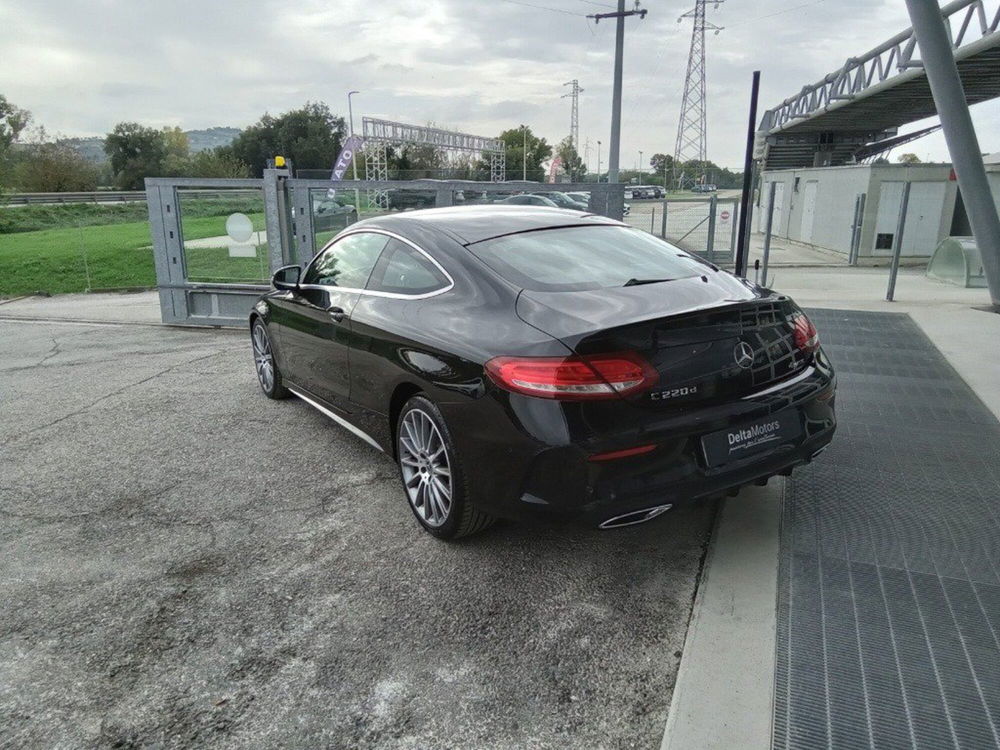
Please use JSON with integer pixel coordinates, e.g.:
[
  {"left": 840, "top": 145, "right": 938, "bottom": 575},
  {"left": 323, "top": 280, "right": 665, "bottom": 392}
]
[
  {"left": 186, "top": 127, "right": 241, "bottom": 153},
  {"left": 58, "top": 137, "right": 106, "bottom": 163},
  {"left": 57, "top": 126, "right": 241, "bottom": 163}
]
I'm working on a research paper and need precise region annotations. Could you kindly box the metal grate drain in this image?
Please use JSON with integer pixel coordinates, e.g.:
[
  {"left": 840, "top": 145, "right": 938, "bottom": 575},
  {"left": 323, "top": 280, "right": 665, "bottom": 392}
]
[{"left": 773, "top": 309, "right": 1000, "bottom": 750}]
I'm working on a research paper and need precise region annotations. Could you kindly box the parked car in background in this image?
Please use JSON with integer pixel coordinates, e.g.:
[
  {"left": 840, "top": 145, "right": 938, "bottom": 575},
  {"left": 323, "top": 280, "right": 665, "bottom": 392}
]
[
  {"left": 532, "top": 192, "right": 588, "bottom": 211},
  {"left": 250, "top": 205, "right": 836, "bottom": 539},
  {"left": 499, "top": 194, "right": 559, "bottom": 207},
  {"left": 565, "top": 191, "right": 590, "bottom": 204},
  {"left": 313, "top": 197, "right": 359, "bottom": 233},
  {"left": 388, "top": 189, "right": 438, "bottom": 210},
  {"left": 690, "top": 184, "right": 718, "bottom": 193}
]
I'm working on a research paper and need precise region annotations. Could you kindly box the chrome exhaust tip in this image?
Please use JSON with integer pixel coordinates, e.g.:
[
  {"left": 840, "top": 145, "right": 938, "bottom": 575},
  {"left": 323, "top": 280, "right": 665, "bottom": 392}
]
[{"left": 599, "top": 503, "right": 673, "bottom": 529}]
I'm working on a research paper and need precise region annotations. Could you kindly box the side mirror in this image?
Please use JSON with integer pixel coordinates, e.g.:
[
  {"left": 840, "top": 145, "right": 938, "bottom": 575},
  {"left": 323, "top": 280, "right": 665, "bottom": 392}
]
[{"left": 272, "top": 264, "right": 301, "bottom": 291}]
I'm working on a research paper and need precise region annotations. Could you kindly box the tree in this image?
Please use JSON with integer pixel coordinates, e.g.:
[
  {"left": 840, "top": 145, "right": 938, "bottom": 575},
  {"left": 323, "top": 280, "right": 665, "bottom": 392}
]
[
  {"left": 185, "top": 149, "right": 251, "bottom": 178},
  {"left": 0, "top": 94, "right": 30, "bottom": 153},
  {"left": 389, "top": 143, "right": 444, "bottom": 179},
  {"left": 225, "top": 102, "right": 345, "bottom": 177},
  {"left": 162, "top": 126, "right": 190, "bottom": 176},
  {"left": 556, "top": 136, "right": 585, "bottom": 182},
  {"left": 477, "top": 126, "right": 552, "bottom": 182},
  {"left": 0, "top": 94, "right": 31, "bottom": 187},
  {"left": 103, "top": 122, "right": 167, "bottom": 189},
  {"left": 13, "top": 141, "right": 98, "bottom": 192},
  {"left": 897, "top": 153, "right": 922, "bottom": 164},
  {"left": 649, "top": 153, "right": 675, "bottom": 175}
]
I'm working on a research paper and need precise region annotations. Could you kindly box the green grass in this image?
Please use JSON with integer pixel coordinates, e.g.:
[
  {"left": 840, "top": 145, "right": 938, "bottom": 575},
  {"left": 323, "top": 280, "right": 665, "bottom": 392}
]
[
  {"left": 0, "top": 195, "right": 263, "bottom": 234},
  {"left": 0, "top": 212, "right": 268, "bottom": 297}
]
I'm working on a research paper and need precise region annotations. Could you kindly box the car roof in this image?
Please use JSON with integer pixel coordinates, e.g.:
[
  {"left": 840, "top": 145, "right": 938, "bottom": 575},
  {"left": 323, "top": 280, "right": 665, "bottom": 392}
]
[{"left": 355, "top": 205, "right": 623, "bottom": 245}]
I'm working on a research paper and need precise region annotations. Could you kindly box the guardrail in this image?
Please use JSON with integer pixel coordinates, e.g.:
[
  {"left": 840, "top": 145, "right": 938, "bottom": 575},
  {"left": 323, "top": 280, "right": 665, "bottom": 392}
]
[{"left": 3, "top": 189, "right": 252, "bottom": 206}]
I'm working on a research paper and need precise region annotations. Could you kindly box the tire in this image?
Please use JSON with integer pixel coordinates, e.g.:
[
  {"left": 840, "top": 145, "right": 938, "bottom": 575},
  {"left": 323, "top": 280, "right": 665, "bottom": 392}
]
[
  {"left": 396, "top": 395, "right": 494, "bottom": 540},
  {"left": 250, "top": 319, "right": 289, "bottom": 400}
]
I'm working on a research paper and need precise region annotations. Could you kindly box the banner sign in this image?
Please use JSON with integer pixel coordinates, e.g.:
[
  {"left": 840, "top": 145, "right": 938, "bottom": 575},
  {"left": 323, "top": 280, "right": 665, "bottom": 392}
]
[
  {"left": 328, "top": 135, "right": 364, "bottom": 197},
  {"left": 547, "top": 156, "right": 562, "bottom": 184}
]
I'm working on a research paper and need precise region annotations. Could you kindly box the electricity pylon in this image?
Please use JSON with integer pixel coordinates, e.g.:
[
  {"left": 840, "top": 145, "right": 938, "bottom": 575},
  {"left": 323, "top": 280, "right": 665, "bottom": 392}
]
[
  {"left": 673, "top": 1, "right": 724, "bottom": 186},
  {"left": 562, "top": 79, "right": 583, "bottom": 153}
]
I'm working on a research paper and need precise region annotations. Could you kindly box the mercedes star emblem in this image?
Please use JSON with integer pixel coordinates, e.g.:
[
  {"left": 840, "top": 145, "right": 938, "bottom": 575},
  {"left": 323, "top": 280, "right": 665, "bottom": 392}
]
[{"left": 734, "top": 341, "right": 755, "bottom": 369}]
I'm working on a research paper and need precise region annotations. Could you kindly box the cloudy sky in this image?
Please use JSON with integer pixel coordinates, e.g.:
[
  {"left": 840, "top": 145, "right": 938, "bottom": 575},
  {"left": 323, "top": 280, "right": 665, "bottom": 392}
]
[{"left": 2, "top": 0, "right": 998, "bottom": 169}]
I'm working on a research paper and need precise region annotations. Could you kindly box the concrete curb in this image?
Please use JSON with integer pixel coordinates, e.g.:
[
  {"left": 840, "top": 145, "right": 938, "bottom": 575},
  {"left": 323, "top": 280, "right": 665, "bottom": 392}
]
[{"left": 660, "top": 483, "right": 783, "bottom": 750}]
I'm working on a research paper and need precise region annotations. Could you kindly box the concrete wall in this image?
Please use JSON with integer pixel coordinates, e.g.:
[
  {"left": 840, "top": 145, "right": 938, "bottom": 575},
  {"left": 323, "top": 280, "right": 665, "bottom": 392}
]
[{"left": 758, "top": 164, "right": 957, "bottom": 259}]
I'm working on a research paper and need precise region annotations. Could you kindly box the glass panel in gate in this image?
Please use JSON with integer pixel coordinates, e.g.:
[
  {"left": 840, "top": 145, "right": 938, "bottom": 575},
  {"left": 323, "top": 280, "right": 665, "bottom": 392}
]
[{"left": 176, "top": 188, "right": 270, "bottom": 283}]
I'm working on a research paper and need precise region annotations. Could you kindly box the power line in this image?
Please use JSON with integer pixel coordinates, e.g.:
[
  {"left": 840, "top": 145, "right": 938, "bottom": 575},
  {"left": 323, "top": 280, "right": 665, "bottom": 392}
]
[
  {"left": 498, "top": 0, "right": 587, "bottom": 17},
  {"left": 726, "top": 0, "right": 826, "bottom": 29}
]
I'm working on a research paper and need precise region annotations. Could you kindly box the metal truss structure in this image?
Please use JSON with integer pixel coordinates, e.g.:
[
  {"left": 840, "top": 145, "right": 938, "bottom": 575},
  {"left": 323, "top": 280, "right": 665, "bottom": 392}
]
[
  {"left": 855, "top": 124, "right": 942, "bottom": 164},
  {"left": 673, "top": 1, "right": 724, "bottom": 185},
  {"left": 758, "top": 0, "right": 1000, "bottom": 168},
  {"left": 361, "top": 118, "right": 506, "bottom": 206},
  {"left": 562, "top": 80, "right": 583, "bottom": 153}
]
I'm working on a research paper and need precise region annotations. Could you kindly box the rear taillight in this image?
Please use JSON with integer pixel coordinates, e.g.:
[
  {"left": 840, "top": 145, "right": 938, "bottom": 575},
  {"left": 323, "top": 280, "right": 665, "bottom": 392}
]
[
  {"left": 792, "top": 313, "right": 819, "bottom": 354},
  {"left": 484, "top": 352, "right": 658, "bottom": 400}
]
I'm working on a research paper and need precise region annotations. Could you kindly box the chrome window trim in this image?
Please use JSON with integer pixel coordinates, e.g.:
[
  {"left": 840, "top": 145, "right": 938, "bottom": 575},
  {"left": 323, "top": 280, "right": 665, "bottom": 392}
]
[{"left": 301, "top": 228, "right": 454, "bottom": 300}]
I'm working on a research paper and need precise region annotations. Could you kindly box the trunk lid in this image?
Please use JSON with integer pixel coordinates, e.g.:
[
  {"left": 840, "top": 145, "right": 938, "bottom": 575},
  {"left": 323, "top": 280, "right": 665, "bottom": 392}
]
[{"left": 515, "top": 274, "right": 809, "bottom": 408}]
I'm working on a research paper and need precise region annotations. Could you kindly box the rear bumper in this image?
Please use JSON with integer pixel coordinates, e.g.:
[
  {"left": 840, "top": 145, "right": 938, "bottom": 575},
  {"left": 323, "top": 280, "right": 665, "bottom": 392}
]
[{"left": 439, "top": 356, "right": 836, "bottom": 527}]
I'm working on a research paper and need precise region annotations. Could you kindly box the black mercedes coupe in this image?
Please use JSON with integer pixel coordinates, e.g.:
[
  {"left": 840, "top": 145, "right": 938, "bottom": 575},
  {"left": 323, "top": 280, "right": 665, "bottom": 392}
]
[{"left": 249, "top": 206, "right": 836, "bottom": 539}]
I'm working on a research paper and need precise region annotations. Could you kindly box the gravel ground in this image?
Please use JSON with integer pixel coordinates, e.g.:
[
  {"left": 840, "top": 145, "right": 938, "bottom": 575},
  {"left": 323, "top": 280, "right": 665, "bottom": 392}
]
[{"left": 0, "top": 318, "right": 716, "bottom": 749}]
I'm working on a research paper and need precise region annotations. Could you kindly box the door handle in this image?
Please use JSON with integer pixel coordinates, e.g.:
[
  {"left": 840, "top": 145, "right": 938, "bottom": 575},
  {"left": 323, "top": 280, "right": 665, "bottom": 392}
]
[{"left": 327, "top": 305, "right": 346, "bottom": 323}]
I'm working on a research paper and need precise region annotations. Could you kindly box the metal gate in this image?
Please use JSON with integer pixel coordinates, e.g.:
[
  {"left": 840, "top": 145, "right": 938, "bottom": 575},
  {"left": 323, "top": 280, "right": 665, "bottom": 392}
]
[
  {"left": 145, "top": 175, "right": 287, "bottom": 326},
  {"left": 147, "top": 176, "right": 625, "bottom": 326}
]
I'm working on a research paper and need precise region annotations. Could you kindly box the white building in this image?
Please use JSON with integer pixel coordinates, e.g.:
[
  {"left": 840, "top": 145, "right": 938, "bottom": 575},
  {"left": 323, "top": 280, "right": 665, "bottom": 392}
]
[{"left": 756, "top": 164, "right": 960, "bottom": 261}]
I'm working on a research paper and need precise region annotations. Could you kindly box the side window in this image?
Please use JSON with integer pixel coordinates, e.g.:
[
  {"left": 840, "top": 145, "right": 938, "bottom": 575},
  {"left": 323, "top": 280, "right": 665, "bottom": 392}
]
[
  {"left": 303, "top": 233, "right": 388, "bottom": 288},
  {"left": 367, "top": 238, "right": 449, "bottom": 296}
]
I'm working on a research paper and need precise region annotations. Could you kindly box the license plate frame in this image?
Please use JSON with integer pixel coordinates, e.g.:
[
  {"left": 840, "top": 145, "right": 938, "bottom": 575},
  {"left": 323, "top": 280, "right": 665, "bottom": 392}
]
[{"left": 701, "top": 410, "right": 802, "bottom": 468}]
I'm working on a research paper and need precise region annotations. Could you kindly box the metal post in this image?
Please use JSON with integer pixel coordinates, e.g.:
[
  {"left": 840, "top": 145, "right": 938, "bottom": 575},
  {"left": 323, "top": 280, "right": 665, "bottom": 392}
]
[
  {"left": 597, "top": 140, "right": 602, "bottom": 181},
  {"left": 905, "top": 0, "right": 1000, "bottom": 308},
  {"left": 886, "top": 182, "right": 911, "bottom": 302},
  {"left": 734, "top": 71, "right": 761, "bottom": 277},
  {"left": 348, "top": 90, "right": 360, "bottom": 212},
  {"left": 607, "top": 0, "right": 626, "bottom": 184},
  {"left": 729, "top": 199, "right": 739, "bottom": 256},
  {"left": 661, "top": 199, "right": 668, "bottom": 239},
  {"left": 761, "top": 181, "right": 777, "bottom": 287},
  {"left": 848, "top": 193, "right": 866, "bottom": 266},
  {"left": 650, "top": 207, "right": 655, "bottom": 234},
  {"left": 706, "top": 193, "right": 718, "bottom": 264}
]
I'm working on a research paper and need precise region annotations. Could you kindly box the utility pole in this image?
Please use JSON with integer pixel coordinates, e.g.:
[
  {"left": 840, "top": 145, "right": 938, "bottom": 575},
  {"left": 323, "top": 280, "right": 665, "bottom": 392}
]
[
  {"left": 905, "top": 0, "right": 1000, "bottom": 308},
  {"left": 562, "top": 80, "right": 584, "bottom": 153},
  {"left": 589, "top": 1, "right": 647, "bottom": 184},
  {"left": 584, "top": 138, "right": 592, "bottom": 173},
  {"left": 674, "top": 1, "right": 723, "bottom": 188}
]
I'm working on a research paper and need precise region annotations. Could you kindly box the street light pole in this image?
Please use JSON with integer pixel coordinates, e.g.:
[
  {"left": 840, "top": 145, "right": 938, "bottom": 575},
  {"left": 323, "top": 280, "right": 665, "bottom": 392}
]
[
  {"left": 522, "top": 125, "right": 527, "bottom": 181},
  {"left": 639, "top": 150, "right": 643, "bottom": 179},
  {"left": 597, "top": 140, "right": 602, "bottom": 182}
]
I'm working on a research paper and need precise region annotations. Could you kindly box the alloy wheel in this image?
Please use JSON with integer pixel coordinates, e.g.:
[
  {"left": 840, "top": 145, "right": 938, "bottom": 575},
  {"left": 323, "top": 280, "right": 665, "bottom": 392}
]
[
  {"left": 252, "top": 324, "right": 275, "bottom": 392},
  {"left": 398, "top": 408, "right": 453, "bottom": 527}
]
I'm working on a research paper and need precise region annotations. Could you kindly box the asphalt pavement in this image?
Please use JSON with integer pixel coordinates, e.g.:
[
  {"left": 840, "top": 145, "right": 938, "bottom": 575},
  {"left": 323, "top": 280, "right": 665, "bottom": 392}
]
[{"left": 0, "top": 318, "right": 715, "bottom": 749}]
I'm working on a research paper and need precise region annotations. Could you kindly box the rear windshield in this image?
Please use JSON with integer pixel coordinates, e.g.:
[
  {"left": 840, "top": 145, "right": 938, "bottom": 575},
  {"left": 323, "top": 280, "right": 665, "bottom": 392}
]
[{"left": 467, "top": 225, "right": 705, "bottom": 292}]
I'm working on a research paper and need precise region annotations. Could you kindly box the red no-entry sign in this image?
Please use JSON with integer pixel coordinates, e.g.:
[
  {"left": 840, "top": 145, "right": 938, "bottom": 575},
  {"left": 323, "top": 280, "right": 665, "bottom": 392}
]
[{"left": 721, "top": 210, "right": 731, "bottom": 221}]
